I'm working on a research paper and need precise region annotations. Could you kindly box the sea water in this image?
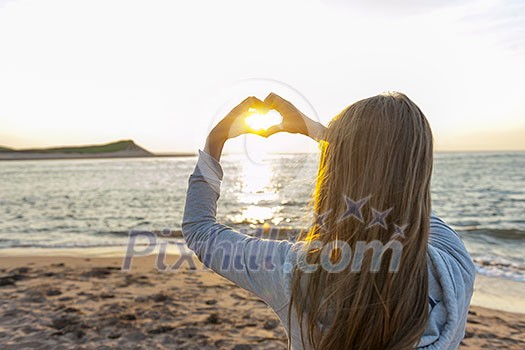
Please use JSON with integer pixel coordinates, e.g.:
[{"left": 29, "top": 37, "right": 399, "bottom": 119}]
[{"left": 0, "top": 152, "right": 524, "bottom": 283}]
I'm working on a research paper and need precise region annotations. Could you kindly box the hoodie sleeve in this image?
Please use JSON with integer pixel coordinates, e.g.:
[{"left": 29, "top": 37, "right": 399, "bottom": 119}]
[{"left": 181, "top": 150, "right": 295, "bottom": 312}]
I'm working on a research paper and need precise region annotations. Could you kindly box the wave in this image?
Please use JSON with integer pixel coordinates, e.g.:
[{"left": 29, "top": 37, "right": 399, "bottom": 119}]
[
  {"left": 472, "top": 256, "right": 525, "bottom": 282},
  {"left": 2, "top": 238, "right": 524, "bottom": 283},
  {"left": 0, "top": 242, "right": 130, "bottom": 249},
  {"left": 459, "top": 228, "right": 525, "bottom": 241},
  {"left": 0, "top": 239, "right": 185, "bottom": 250}
]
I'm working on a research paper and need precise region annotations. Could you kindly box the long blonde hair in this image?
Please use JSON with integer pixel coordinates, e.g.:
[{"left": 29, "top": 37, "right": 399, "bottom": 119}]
[{"left": 289, "top": 92, "right": 434, "bottom": 349}]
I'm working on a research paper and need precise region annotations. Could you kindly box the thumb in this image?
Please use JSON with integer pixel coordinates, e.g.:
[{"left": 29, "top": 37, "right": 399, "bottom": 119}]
[{"left": 263, "top": 124, "right": 283, "bottom": 138}]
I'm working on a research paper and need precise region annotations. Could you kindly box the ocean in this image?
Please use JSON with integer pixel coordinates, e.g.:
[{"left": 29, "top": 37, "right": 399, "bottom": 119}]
[{"left": 0, "top": 152, "right": 524, "bottom": 283}]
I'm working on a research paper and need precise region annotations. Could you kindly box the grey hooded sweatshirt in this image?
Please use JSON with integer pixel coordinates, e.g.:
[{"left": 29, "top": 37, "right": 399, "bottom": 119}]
[{"left": 182, "top": 150, "right": 476, "bottom": 349}]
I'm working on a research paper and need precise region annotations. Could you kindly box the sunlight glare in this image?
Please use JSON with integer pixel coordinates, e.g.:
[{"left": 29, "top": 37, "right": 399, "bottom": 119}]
[
  {"left": 241, "top": 159, "right": 274, "bottom": 197},
  {"left": 245, "top": 109, "right": 282, "bottom": 131}
]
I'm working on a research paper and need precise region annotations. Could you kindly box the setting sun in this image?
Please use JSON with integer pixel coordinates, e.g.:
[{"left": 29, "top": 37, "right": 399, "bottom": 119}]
[{"left": 245, "top": 109, "right": 283, "bottom": 131}]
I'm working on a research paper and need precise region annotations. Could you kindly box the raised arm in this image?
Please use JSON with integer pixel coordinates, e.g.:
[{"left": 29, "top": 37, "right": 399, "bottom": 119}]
[{"left": 182, "top": 95, "right": 319, "bottom": 310}]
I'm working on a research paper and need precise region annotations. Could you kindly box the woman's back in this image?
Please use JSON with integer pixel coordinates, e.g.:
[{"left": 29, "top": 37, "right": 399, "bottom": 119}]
[
  {"left": 183, "top": 150, "right": 475, "bottom": 349},
  {"left": 182, "top": 92, "right": 476, "bottom": 349}
]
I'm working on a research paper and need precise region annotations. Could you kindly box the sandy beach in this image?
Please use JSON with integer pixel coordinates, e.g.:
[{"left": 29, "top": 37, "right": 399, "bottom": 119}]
[{"left": 0, "top": 254, "right": 523, "bottom": 349}]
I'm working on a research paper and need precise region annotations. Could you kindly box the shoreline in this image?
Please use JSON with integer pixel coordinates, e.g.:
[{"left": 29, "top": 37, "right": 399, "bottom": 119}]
[
  {"left": 1, "top": 249, "right": 524, "bottom": 315},
  {"left": 0, "top": 154, "right": 196, "bottom": 161},
  {"left": 2, "top": 149, "right": 524, "bottom": 161},
  {"left": 0, "top": 254, "right": 523, "bottom": 348}
]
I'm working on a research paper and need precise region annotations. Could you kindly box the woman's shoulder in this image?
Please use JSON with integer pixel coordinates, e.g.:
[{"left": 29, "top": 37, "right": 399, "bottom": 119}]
[
  {"left": 428, "top": 211, "right": 476, "bottom": 284},
  {"left": 429, "top": 211, "right": 464, "bottom": 250}
]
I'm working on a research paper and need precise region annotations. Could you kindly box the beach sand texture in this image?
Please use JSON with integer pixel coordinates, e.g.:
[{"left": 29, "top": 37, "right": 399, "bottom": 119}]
[{"left": 0, "top": 255, "right": 523, "bottom": 350}]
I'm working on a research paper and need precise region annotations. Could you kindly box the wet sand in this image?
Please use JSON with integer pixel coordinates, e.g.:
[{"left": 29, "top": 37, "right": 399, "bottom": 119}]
[{"left": 0, "top": 255, "right": 523, "bottom": 349}]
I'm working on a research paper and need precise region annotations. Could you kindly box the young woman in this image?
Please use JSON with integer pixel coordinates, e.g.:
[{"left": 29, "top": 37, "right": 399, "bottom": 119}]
[{"left": 182, "top": 92, "right": 476, "bottom": 349}]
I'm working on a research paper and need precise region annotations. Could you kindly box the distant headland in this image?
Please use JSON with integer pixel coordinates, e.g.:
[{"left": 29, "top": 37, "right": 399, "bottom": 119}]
[{"left": 0, "top": 140, "right": 195, "bottom": 160}]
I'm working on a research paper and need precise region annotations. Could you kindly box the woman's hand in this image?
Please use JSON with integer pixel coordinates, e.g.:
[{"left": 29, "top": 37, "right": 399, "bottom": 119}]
[
  {"left": 263, "top": 92, "right": 326, "bottom": 142},
  {"left": 204, "top": 96, "right": 267, "bottom": 161},
  {"left": 204, "top": 94, "right": 327, "bottom": 161}
]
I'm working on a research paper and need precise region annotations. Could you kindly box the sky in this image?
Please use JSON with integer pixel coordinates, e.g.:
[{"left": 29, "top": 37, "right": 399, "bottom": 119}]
[{"left": 0, "top": 0, "right": 524, "bottom": 153}]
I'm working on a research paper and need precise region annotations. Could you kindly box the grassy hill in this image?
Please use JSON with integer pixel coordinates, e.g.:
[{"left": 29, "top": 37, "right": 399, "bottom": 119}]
[
  {"left": 0, "top": 140, "right": 154, "bottom": 159},
  {"left": 9, "top": 140, "right": 150, "bottom": 154}
]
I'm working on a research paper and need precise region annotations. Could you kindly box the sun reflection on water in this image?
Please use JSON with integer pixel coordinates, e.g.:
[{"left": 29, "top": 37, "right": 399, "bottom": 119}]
[
  {"left": 241, "top": 158, "right": 273, "bottom": 195},
  {"left": 230, "top": 158, "right": 283, "bottom": 225}
]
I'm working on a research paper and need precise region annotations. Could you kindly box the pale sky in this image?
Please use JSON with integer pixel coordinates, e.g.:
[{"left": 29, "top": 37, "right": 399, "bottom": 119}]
[{"left": 0, "top": 0, "right": 524, "bottom": 153}]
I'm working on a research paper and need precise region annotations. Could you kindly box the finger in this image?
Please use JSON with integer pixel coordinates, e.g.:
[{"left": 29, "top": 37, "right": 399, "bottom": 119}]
[
  {"left": 242, "top": 96, "right": 268, "bottom": 113},
  {"left": 264, "top": 124, "right": 284, "bottom": 137},
  {"left": 229, "top": 97, "right": 265, "bottom": 119},
  {"left": 264, "top": 93, "right": 295, "bottom": 114},
  {"left": 264, "top": 92, "right": 280, "bottom": 108}
]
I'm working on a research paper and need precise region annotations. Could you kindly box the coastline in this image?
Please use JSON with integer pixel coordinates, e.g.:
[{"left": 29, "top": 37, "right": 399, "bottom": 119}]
[
  {"left": 1, "top": 246, "right": 523, "bottom": 314},
  {"left": 0, "top": 153, "right": 196, "bottom": 161},
  {"left": 0, "top": 252, "right": 524, "bottom": 349},
  {"left": 0, "top": 139, "right": 196, "bottom": 160}
]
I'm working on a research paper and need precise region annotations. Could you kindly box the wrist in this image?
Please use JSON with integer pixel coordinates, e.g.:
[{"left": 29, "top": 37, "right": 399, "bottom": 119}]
[
  {"left": 305, "top": 119, "right": 326, "bottom": 141},
  {"left": 204, "top": 130, "right": 227, "bottom": 162},
  {"left": 209, "top": 127, "right": 228, "bottom": 145}
]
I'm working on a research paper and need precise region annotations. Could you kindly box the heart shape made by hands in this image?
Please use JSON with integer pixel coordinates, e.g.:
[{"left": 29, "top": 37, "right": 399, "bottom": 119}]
[{"left": 245, "top": 108, "right": 283, "bottom": 132}]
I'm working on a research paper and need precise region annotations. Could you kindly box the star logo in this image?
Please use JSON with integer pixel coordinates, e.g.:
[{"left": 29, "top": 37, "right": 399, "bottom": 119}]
[
  {"left": 366, "top": 207, "right": 393, "bottom": 230},
  {"left": 339, "top": 194, "right": 371, "bottom": 223},
  {"left": 391, "top": 224, "right": 408, "bottom": 239}
]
